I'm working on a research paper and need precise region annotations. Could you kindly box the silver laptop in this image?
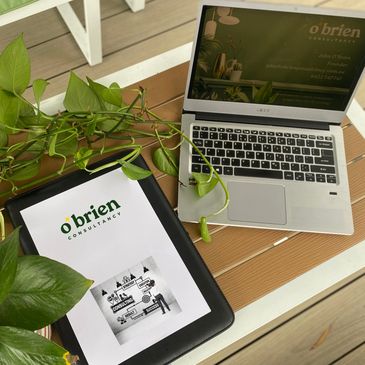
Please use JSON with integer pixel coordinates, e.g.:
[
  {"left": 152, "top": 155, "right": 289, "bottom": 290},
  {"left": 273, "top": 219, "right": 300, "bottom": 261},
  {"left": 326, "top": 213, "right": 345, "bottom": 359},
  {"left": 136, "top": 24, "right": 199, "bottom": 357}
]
[{"left": 178, "top": 0, "right": 365, "bottom": 235}]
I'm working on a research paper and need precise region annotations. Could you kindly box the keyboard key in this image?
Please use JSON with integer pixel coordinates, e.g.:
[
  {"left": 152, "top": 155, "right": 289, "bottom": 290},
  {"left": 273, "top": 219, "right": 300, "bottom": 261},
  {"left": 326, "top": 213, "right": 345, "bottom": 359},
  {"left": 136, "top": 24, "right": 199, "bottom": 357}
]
[
  {"left": 251, "top": 160, "right": 260, "bottom": 168},
  {"left": 261, "top": 161, "right": 270, "bottom": 169},
  {"left": 246, "top": 151, "right": 255, "bottom": 159},
  {"left": 209, "top": 127, "right": 217, "bottom": 131},
  {"left": 227, "top": 150, "right": 235, "bottom": 157},
  {"left": 234, "top": 142, "right": 242, "bottom": 149},
  {"left": 223, "top": 167, "right": 233, "bottom": 175},
  {"left": 283, "top": 146, "right": 291, "bottom": 153},
  {"left": 305, "top": 156, "right": 314, "bottom": 164},
  {"left": 212, "top": 157, "right": 220, "bottom": 164},
  {"left": 284, "top": 171, "right": 294, "bottom": 180},
  {"left": 226, "top": 128, "right": 233, "bottom": 133},
  {"left": 217, "top": 149, "right": 225, "bottom": 156},
  {"left": 192, "top": 147, "right": 205, "bottom": 155},
  {"left": 285, "top": 155, "right": 294, "bottom": 162},
  {"left": 305, "top": 173, "right": 315, "bottom": 182},
  {"left": 281, "top": 162, "right": 290, "bottom": 170},
  {"left": 266, "top": 153, "right": 275, "bottom": 160},
  {"left": 253, "top": 144, "right": 262, "bottom": 151},
  {"left": 192, "top": 156, "right": 204, "bottom": 163},
  {"left": 271, "top": 162, "right": 280, "bottom": 169},
  {"left": 236, "top": 151, "right": 245, "bottom": 158},
  {"left": 309, "top": 135, "right": 316, "bottom": 139},
  {"left": 206, "top": 148, "right": 215, "bottom": 156},
  {"left": 311, "top": 148, "right": 320, "bottom": 156},
  {"left": 213, "top": 166, "right": 222, "bottom": 174},
  {"left": 193, "top": 131, "right": 199, "bottom": 138},
  {"left": 249, "top": 135, "right": 257, "bottom": 142},
  {"left": 251, "top": 130, "right": 258, "bottom": 134},
  {"left": 293, "top": 133, "right": 299, "bottom": 138},
  {"left": 193, "top": 139, "right": 203, "bottom": 147},
  {"left": 234, "top": 168, "right": 283, "bottom": 179},
  {"left": 316, "top": 141, "right": 333, "bottom": 148},
  {"left": 224, "top": 141, "right": 232, "bottom": 149},
  {"left": 263, "top": 144, "right": 272, "bottom": 152},
  {"left": 321, "top": 149, "right": 334, "bottom": 157},
  {"left": 317, "top": 135, "right": 324, "bottom": 140},
  {"left": 219, "top": 133, "right": 228, "bottom": 140},
  {"left": 268, "top": 137, "right": 277, "bottom": 144},
  {"left": 306, "top": 140, "right": 315, "bottom": 147},
  {"left": 239, "top": 134, "right": 247, "bottom": 142},
  {"left": 315, "top": 157, "right": 335, "bottom": 165},
  {"left": 287, "top": 138, "right": 296, "bottom": 145},
  {"left": 241, "top": 159, "right": 250, "bottom": 167},
  {"left": 291, "top": 163, "right": 300, "bottom": 171},
  {"left": 192, "top": 164, "right": 201, "bottom": 172},
  {"left": 284, "top": 133, "right": 291, "bottom": 137},
  {"left": 275, "top": 154, "right": 284, "bottom": 161},
  {"left": 327, "top": 175, "right": 337, "bottom": 184},
  {"left": 300, "top": 134, "right": 307, "bottom": 138},
  {"left": 301, "top": 164, "right": 310, "bottom": 172},
  {"left": 202, "top": 165, "right": 210, "bottom": 173},
  {"left": 277, "top": 137, "right": 286, "bottom": 145},
  {"left": 256, "top": 152, "right": 265, "bottom": 160},
  {"left": 302, "top": 147, "right": 311, "bottom": 155},
  {"left": 316, "top": 174, "right": 326, "bottom": 183},
  {"left": 295, "top": 172, "right": 305, "bottom": 181},
  {"left": 295, "top": 155, "right": 304, "bottom": 163},
  {"left": 205, "top": 140, "right": 213, "bottom": 147},
  {"left": 193, "top": 125, "right": 200, "bottom": 130},
  {"left": 213, "top": 140, "right": 222, "bottom": 148},
  {"left": 325, "top": 136, "right": 333, "bottom": 141},
  {"left": 222, "top": 158, "right": 230, "bottom": 165},
  {"left": 234, "top": 129, "right": 241, "bottom": 133},
  {"left": 296, "top": 139, "right": 305, "bottom": 146},
  {"left": 259, "top": 131, "right": 267, "bottom": 135},
  {"left": 273, "top": 145, "right": 281, "bottom": 152},
  {"left": 311, "top": 165, "right": 336, "bottom": 174},
  {"left": 232, "top": 158, "right": 240, "bottom": 166},
  {"left": 229, "top": 133, "right": 237, "bottom": 141},
  {"left": 243, "top": 143, "right": 253, "bottom": 150},
  {"left": 292, "top": 147, "right": 301, "bottom": 154},
  {"left": 210, "top": 132, "right": 218, "bottom": 139},
  {"left": 276, "top": 132, "right": 283, "bottom": 136},
  {"left": 200, "top": 131, "right": 208, "bottom": 138},
  {"left": 258, "top": 136, "right": 267, "bottom": 143}
]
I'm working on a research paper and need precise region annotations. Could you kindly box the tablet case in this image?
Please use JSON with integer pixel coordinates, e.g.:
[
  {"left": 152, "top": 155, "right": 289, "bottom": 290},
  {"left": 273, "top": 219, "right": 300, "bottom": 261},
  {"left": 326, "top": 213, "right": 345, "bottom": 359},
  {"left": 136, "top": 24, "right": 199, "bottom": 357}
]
[{"left": 5, "top": 152, "right": 234, "bottom": 365}]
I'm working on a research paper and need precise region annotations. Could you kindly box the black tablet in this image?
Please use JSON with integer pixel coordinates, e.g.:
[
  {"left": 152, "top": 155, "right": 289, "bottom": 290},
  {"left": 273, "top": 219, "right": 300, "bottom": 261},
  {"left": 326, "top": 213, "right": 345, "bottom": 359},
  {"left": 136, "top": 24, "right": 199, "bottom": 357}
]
[{"left": 5, "top": 152, "right": 234, "bottom": 365}]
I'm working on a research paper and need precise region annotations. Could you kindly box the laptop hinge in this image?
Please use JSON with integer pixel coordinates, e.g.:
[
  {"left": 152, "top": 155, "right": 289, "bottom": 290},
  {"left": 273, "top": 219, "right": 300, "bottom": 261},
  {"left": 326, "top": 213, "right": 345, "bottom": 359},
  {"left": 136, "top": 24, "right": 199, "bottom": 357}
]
[{"left": 186, "top": 111, "right": 331, "bottom": 131}]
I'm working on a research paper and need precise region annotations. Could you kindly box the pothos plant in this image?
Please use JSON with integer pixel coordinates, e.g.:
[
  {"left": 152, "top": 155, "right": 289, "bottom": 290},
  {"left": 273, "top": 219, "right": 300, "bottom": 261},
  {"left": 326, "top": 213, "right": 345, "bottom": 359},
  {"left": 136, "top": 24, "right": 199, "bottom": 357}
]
[
  {"left": 0, "top": 35, "right": 230, "bottom": 243},
  {"left": 0, "top": 225, "right": 92, "bottom": 364}
]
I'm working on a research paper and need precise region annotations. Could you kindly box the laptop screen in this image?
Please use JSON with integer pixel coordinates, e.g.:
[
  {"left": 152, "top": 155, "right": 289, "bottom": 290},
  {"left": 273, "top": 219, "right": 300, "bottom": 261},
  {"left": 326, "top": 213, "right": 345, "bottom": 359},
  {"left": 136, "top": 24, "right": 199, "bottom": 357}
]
[{"left": 188, "top": 5, "right": 365, "bottom": 112}]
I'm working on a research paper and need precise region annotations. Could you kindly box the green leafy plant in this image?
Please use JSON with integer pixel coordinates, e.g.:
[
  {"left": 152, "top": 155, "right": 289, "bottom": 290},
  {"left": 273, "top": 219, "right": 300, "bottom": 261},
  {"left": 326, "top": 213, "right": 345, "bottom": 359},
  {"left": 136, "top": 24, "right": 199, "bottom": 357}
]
[
  {"left": 0, "top": 35, "right": 229, "bottom": 242},
  {"left": 225, "top": 81, "right": 278, "bottom": 104},
  {"left": 0, "top": 225, "right": 92, "bottom": 364}
]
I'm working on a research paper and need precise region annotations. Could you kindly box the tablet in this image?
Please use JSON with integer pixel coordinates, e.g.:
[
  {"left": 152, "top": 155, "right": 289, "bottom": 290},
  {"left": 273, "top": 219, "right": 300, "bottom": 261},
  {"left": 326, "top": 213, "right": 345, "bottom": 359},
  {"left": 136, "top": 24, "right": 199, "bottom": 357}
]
[{"left": 5, "top": 152, "right": 234, "bottom": 365}]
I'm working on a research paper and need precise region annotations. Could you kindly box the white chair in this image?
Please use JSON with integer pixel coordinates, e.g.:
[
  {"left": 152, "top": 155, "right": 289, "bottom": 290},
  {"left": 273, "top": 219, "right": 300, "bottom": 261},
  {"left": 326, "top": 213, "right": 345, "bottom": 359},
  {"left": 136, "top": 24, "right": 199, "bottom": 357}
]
[{"left": 0, "top": 0, "right": 146, "bottom": 66}]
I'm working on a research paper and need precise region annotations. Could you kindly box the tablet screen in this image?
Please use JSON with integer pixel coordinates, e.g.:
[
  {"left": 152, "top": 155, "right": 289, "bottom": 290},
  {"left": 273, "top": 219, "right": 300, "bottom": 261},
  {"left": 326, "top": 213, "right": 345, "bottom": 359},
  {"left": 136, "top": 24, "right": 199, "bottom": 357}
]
[{"left": 20, "top": 168, "right": 211, "bottom": 365}]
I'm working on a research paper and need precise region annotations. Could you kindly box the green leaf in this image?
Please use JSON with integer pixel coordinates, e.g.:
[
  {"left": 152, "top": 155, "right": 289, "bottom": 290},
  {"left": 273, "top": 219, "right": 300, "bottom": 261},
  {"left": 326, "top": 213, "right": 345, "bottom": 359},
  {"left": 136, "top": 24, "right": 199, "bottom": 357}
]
[
  {"left": 121, "top": 161, "right": 152, "bottom": 180},
  {"left": 87, "top": 77, "right": 119, "bottom": 111},
  {"left": 75, "top": 147, "right": 93, "bottom": 169},
  {"left": 152, "top": 147, "right": 178, "bottom": 177},
  {"left": 48, "top": 126, "right": 78, "bottom": 157},
  {"left": 32, "top": 79, "right": 49, "bottom": 105},
  {"left": 26, "top": 129, "right": 46, "bottom": 153},
  {"left": 0, "top": 228, "right": 20, "bottom": 304},
  {"left": 10, "top": 160, "right": 40, "bottom": 181},
  {"left": 192, "top": 172, "right": 219, "bottom": 197},
  {"left": 253, "top": 81, "right": 272, "bottom": 103},
  {"left": 199, "top": 216, "right": 211, "bottom": 243},
  {"left": 0, "top": 255, "right": 93, "bottom": 330},
  {"left": 0, "top": 326, "right": 72, "bottom": 365},
  {"left": 0, "top": 35, "right": 30, "bottom": 94},
  {"left": 102, "top": 83, "right": 123, "bottom": 107},
  {"left": 97, "top": 118, "right": 131, "bottom": 132},
  {"left": 64, "top": 72, "right": 101, "bottom": 112},
  {"left": 0, "top": 90, "right": 20, "bottom": 131}
]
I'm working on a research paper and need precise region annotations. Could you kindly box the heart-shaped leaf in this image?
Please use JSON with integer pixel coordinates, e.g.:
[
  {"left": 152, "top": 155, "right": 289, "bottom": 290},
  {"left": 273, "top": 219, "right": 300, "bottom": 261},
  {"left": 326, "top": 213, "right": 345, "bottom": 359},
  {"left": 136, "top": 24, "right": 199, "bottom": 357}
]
[
  {"left": 0, "top": 228, "right": 20, "bottom": 304},
  {"left": 0, "top": 90, "right": 20, "bottom": 131},
  {"left": 87, "top": 77, "right": 119, "bottom": 112},
  {"left": 102, "top": 83, "right": 123, "bottom": 107},
  {"left": 0, "top": 255, "right": 93, "bottom": 330},
  {"left": 152, "top": 147, "right": 178, "bottom": 176},
  {"left": 192, "top": 172, "right": 218, "bottom": 197},
  {"left": 121, "top": 161, "right": 152, "bottom": 180},
  {"left": 64, "top": 72, "right": 101, "bottom": 112},
  {"left": 0, "top": 35, "right": 30, "bottom": 95},
  {"left": 0, "top": 326, "right": 74, "bottom": 365},
  {"left": 75, "top": 147, "right": 93, "bottom": 169},
  {"left": 32, "top": 79, "right": 49, "bottom": 105}
]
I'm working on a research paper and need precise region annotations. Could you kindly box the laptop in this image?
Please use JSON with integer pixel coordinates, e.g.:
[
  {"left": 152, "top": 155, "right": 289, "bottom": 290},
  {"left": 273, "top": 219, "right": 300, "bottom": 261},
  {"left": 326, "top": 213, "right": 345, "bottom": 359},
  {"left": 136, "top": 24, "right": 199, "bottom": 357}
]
[{"left": 178, "top": 0, "right": 365, "bottom": 235}]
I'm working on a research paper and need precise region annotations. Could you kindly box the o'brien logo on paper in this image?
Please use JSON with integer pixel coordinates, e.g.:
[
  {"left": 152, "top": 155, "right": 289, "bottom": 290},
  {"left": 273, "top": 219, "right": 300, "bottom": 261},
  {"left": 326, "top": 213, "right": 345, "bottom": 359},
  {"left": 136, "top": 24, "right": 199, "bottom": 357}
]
[
  {"left": 309, "top": 23, "right": 361, "bottom": 39},
  {"left": 60, "top": 200, "right": 121, "bottom": 240}
]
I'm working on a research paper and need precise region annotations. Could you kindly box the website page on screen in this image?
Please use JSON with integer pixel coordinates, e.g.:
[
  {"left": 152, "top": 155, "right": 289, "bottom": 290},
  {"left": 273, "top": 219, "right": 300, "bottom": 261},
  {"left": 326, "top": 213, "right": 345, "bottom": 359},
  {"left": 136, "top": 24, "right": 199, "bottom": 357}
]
[
  {"left": 189, "top": 6, "right": 365, "bottom": 111},
  {"left": 20, "top": 169, "right": 211, "bottom": 365}
]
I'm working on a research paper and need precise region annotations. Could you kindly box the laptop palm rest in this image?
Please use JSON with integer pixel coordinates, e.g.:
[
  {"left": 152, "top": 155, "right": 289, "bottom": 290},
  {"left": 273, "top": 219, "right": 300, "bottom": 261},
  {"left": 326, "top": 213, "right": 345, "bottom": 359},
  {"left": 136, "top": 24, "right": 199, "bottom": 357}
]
[{"left": 228, "top": 182, "right": 287, "bottom": 225}]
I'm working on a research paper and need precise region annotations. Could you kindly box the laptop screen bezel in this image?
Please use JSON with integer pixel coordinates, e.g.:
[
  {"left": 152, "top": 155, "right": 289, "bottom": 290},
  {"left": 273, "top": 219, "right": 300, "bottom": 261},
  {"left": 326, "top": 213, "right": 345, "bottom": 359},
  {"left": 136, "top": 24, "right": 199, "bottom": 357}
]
[{"left": 184, "top": 0, "right": 365, "bottom": 124}]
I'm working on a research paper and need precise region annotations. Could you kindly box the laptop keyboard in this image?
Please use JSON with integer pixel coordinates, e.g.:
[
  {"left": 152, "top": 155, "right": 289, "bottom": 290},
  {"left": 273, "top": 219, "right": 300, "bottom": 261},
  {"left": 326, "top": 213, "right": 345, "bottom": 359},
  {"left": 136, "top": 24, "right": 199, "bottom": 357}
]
[{"left": 191, "top": 125, "right": 337, "bottom": 184}]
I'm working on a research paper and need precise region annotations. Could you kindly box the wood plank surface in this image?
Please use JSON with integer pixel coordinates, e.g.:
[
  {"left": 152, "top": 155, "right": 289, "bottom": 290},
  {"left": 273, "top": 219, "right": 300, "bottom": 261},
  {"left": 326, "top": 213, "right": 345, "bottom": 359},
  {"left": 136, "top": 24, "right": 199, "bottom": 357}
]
[
  {"left": 220, "top": 274, "right": 365, "bottom": 365},
  {"left": 333, "top": 343, "right": 365, "bottom": 365}
]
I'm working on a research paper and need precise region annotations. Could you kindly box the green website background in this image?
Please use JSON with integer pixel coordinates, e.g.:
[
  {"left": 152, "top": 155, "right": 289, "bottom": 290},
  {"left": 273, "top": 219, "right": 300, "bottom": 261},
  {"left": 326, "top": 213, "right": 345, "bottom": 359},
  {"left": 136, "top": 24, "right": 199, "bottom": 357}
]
[{"left": 190, "top": 7, "right": 365, "bottom": 110}]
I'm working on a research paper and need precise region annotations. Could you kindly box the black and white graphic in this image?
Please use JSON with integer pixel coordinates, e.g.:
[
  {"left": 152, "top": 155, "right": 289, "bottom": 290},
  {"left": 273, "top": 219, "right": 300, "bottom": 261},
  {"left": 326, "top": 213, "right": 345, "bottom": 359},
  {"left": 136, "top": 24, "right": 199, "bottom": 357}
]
[{"left": 91, "top": 256, "right": 181, "bottom": 345}]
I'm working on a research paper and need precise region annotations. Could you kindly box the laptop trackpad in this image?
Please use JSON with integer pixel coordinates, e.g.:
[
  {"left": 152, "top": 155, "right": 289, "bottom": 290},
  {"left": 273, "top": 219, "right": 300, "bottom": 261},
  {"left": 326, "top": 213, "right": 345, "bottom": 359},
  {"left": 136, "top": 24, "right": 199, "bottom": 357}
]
[{"left": 228, "top": 182, "right": 287, "bottom": 225}]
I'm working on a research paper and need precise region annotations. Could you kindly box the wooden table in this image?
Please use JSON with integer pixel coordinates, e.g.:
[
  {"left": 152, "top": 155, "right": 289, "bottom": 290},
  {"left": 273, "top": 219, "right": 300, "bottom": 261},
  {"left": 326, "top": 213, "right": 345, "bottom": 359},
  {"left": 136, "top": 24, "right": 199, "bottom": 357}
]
[{"left": 4, "top": 45, "right": 365, "bottom": 364}]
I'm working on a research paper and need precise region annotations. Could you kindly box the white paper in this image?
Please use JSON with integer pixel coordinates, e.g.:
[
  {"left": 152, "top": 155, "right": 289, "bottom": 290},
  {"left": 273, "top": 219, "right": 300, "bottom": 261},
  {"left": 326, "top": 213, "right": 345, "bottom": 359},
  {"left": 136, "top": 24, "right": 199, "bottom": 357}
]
[{"left": 20, "top": 169, "right": 210, "bottom": 365}]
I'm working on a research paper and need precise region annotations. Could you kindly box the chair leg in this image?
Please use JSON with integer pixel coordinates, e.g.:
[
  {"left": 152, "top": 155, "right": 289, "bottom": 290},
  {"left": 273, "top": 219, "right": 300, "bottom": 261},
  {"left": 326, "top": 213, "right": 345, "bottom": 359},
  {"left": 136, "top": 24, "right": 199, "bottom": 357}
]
[
  {"left": 125, "top": 0, "right": 145, "bottom": 12},
  {"left": 57, "top": 0, "right": 102, "bottom": 66}
]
